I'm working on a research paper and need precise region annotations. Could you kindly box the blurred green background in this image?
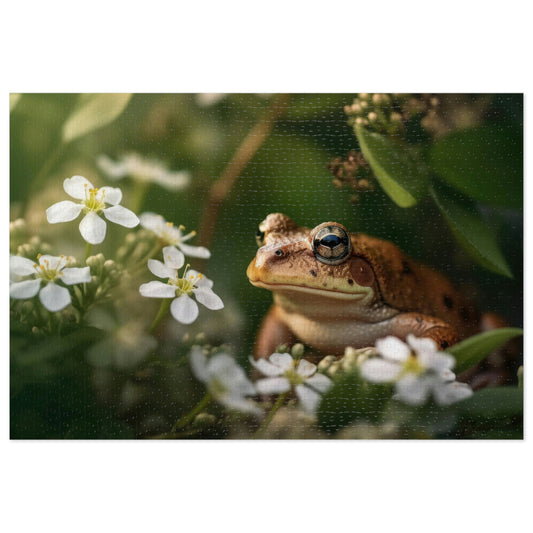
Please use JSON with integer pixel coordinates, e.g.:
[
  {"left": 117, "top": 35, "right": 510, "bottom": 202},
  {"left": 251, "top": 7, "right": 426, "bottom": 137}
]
[{"left": 10, "top": 93, "right": 523, "bottom": 438}]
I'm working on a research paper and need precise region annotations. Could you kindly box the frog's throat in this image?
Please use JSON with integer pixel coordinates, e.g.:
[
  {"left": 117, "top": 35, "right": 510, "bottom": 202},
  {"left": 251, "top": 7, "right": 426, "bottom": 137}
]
[{"left": 249, "top": 280, "right": 373, "bottom": 302}]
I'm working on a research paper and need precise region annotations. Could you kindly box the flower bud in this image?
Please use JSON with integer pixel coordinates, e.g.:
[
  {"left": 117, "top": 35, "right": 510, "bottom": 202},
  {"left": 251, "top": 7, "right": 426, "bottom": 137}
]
[
  {"left": 192, "top": 412, "right": 217, "bottom": 429},
  {"left": 291, "top": 343, "right": 305, "bottom": 359}
]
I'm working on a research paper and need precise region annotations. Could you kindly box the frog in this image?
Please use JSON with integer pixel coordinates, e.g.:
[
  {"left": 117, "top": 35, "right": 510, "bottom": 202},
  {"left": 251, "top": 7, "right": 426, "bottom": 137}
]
[{"left": 246, "top": 212, "right": 489, "bottom": 362}]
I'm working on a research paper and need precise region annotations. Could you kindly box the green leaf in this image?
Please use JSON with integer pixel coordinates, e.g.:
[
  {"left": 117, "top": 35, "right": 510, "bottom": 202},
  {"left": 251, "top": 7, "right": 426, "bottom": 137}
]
[
  {"left": 317, "top": 370, "right": 391, "bottom": 434},
  {"left": 355, "top": 124, "right": 427, "bottom": 207},
  {"left": 456, "top": 386, "right": 522, "bottom": 420},
  {"left": 62, "top": 93, "right": 133, "bottom": 143},
  {"left": 430, "top": 179, "right": 512, "bottom": 277},
  {"left": 448, "top": 327, "right": 523, "bottom": 374},
  {"left": 429, "top": 125, "right": 523, "bottom": 208}
]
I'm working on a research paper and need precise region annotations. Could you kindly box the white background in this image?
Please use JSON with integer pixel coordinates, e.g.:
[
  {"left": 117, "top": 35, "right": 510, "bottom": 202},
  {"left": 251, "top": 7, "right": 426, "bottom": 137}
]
[{"left": 2, "top": 2, "right": 530, "bottom": 532}]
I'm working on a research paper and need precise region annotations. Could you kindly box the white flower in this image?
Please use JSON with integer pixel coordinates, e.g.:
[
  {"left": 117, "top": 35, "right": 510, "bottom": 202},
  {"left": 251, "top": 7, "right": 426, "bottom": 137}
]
[
  {"left": 139, "top": 246, "right": 223, "bottom": 324},
  {"left": 9, "top": 254, "right": 91, "bottom": 312},
  {"left": 46, "top": 175, "right": 140, "bottom": 244},
  {"left": 97, "top": 153, "right": 190, "bottom": 192},
  {"left": 189, "top": 347, "right": 261, "bottom": 415},
  {"left": 250, "top": 352, "right": 333, "bottom": 414},
  {"left": 360, "top": 334, "right": 473, "bottom": 406},
  {"left": 140, "top": 212, "right": 210, "bottom": 263}
]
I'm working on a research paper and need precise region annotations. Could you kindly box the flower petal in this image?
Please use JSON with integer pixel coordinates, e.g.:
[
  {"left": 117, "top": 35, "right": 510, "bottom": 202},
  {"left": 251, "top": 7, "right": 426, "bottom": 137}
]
[
  {"left": 406, "top": 334, "right": 438, "bottom": 356},
  {"left": 103, "top": 205, "right": 139, "bottom": 228},
  {"left": 221, "top": 395, "right": 262, "bottom": 416},
  {"left": 154, "top": 170, "right": 191, "bottom": 192},
  {"left": 162, "top": 246, "right": 185, "bottom": 270},
  {"left": 296, "top": 358, "right": 317, "bottom": 378},
  {"left": 178, "top": 242, "right": 211, "bottom": 259},
  {"left": 79, "top": 211, "right": 107, "bottom": 244},
  {"left": 193, "top": 287, "right": 224, "bottom": 310},
  {"left": 96, "top": 154, "right": 128, "bottom": 179},
  {"left": 375, "top": 336, "right": 411, "bottom": 362},
  {"left": 139, "top": 281, "right": 176, "bottom": 298},
  {"left": 255, "top": 377, "right": 291, "bottom": 395},
  {"left": 170, "top": 294, "right": 199, "bottom": 324},
  {"left": 360, "top": 358, "right": 402, "bottom": 382},
  {"left": 295, "top": 384, "right": 322, "bottom": 414},
  {"left": 395, "top": 374, "right": 433, "bottom": 406},
  {"left": 61, "top": 266, "right": 91, "bottom": 285},
  {"left": 99, "top": 186, "right": 123, "bottom": 206},
  {"left": 433, "top": 381, "right": 473, "bottom": 406},
  {"left": 10, "top": 256, "right": 37, "bottom": 276},
  {"left": 10, "top": 279, "right": 41, "bottom": 299},
  {"left": 305, "top": 372, "right": 332, "bottom": 394},
  {"left": 139, "top": 212, "right": 164, "bottom": 231},
  {"left": 249, "top": 357, "right": 283, "bottom": 377},
  {"left": 189, "top": 347, "right": 209, "bottom": 382},
  {"left": 38, "top": 255, "right": 65, "bottom": 271},
  {"left": 64, "top": 175, "right": 94, "bottom": 199},
  {"left": 147, "top": 259, "right": 176, "bottom": 280},
  {"left": 46, "top": 201, "right": 83, "bottom": 223},
  {"left": 269, "top": 352, "right": 294, "bottom": 371},
  {"left": 39, "top": 282, "right": 71, "bottom": 312}
]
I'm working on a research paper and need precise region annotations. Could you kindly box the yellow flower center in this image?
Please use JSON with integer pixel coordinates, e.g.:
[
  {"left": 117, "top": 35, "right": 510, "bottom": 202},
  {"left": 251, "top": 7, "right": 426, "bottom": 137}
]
[
  {"left": 169, "top": 266, "right": 203, "bottom": 296},
  {"left": 33, "top": 254, "right": 65, "bottom": 282},
  {"left": 401, "top": 354, "right": 425, "bottom": 376},
  {"left": 83, "top": 186, "right": 106, "bottom": 213}
]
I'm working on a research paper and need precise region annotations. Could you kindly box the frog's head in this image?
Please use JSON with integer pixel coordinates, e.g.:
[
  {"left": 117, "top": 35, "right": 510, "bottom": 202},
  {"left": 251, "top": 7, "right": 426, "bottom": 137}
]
[{"left": 246, "top": 213, "right": 377, "bottom": 305}]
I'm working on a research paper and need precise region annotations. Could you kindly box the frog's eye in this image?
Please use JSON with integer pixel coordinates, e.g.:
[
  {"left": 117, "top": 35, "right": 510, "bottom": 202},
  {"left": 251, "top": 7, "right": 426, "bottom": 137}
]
[
  {"left": 255, "top": 228, "right": 266, "bottom": 247},
  {"left": 311, "top": 223, "right": 352, "bottom": 265}
]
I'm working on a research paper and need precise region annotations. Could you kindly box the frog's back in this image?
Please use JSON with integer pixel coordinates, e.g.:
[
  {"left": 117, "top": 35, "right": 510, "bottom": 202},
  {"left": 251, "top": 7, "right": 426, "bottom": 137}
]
[{"left": 352, "top": 233, "right": 479, "bottom": 339}]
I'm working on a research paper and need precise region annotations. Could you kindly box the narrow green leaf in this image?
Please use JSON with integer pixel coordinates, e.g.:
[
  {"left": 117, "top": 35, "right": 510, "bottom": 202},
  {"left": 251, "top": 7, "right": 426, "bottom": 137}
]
[
  {"left": 456, "top": 386, "right": 522, "bottom": 419},
  {"left": 429, "top": 125, "right": 523, "bottom": 208},
  {"left": 448, "top": 327, "right": 523, "bottom": 374},
  {"left": 355, "top": 124, "right": 427, "bottom": 207},
  {"left": 62, "top": 93, "right": 132, "bottom": 143},
  {"left": 430, "top": 179, "right": 512, "bottom": 277}
]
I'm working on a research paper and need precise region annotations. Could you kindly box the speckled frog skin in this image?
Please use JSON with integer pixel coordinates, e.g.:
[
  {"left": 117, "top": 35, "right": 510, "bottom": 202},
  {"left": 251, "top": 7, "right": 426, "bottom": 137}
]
[{"left": 247, "top": 213, "right": 481, "bottom": 360}]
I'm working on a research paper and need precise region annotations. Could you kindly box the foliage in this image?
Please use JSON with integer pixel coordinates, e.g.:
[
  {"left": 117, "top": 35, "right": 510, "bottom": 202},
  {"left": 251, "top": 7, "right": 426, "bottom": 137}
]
[{"left": 10, "top": 93, "right": 523, "bottom": 439}]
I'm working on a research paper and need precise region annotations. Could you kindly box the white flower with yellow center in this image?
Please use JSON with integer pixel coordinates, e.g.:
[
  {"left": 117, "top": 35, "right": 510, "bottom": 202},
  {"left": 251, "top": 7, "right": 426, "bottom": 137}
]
[
  {"left": 360, "top": 334, "right": 473, "bottom": 406},
  {"left": 139, "top": 246, "right": 223, "bottom": 324},
  {"left": 97, "top": 153, "right": 190, "bottom": 192},
  {"left": 250, "top": 352, "right": 333, "bottom": 414},
  {"left": 46, "top": 175, "right": 139, "bottom": 244},
  {"left": 139, "top": 212, "right": 210, "bottom": 263},
  {"left": 189, "top": 347, "right": 261, "bottom": 415},
  {"left": 9, "top": 254, "right": 91, "bottom": 312}
]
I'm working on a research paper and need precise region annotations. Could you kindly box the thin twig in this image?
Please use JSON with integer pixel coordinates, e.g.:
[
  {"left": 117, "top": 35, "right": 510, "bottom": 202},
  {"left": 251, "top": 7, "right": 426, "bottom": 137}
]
[{"left": 196, "top": 94, "right": 291, "bottom": 252}]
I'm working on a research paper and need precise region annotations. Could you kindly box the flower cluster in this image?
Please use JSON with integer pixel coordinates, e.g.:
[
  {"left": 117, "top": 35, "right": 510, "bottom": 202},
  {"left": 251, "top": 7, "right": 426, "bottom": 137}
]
[
  {"left": 139, "top": 246, "right": 223, "bottom": 324},
  {"left": 10, "top": 254, "right": 91, "bottom": 312},
  {"left": 140, "top": 212, "right": 210, "bottom": 263},
  {"left": 251, "top": 352, "right": 333, "bottom": 414},
  {"left": 190, "top": 347, "right": 261, "bottom": 415},
  {"left": 46, "top": 175, "right": 139, "bottom": 244},
  {"left": 97, "top": 153, "right": 190, "bottom": 192},
  {"left": 360, "top": 334, "right": 473, "bottom": 406}
]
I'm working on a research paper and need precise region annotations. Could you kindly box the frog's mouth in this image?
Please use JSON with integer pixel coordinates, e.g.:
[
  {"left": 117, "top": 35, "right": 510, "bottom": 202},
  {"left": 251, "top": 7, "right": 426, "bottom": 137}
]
[{"left": 249, "top": 280, "right": 373, "bottom": 302}]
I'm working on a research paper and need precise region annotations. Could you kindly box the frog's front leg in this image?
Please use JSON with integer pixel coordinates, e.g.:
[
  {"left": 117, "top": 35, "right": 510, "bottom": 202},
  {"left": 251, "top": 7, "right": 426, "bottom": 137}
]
[
  {"left": 254, "top": 305, "right": 296, "bottom": 360},
  {"left": 390, "top": 312, "right": 459, "bottom": 350}
]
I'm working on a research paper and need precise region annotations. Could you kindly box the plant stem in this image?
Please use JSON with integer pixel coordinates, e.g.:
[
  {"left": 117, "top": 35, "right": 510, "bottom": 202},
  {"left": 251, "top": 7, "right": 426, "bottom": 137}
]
[
  {"left": 129, "top": 181, "right": 149, "bottom": 214},
  {"left": 171, "top": 391, "right": 212, "bottom": 432},
  {"left": 252, "top": 391, "right": 288, "bottom": 439},
  {"left": 149, "top": 298, "right": 172, "bottom": 334},
  {"left": 84, "top": 242, "right": 92, "bottom": 261},
  {"left": 195, "top": 94, "right": 291, "bottom": 259}
]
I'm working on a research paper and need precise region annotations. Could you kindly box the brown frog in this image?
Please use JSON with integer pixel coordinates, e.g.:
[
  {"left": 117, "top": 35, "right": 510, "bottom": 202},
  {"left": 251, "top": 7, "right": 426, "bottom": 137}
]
[{"left": 246, "top": 213, "right": 492, "bottom": 362}]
